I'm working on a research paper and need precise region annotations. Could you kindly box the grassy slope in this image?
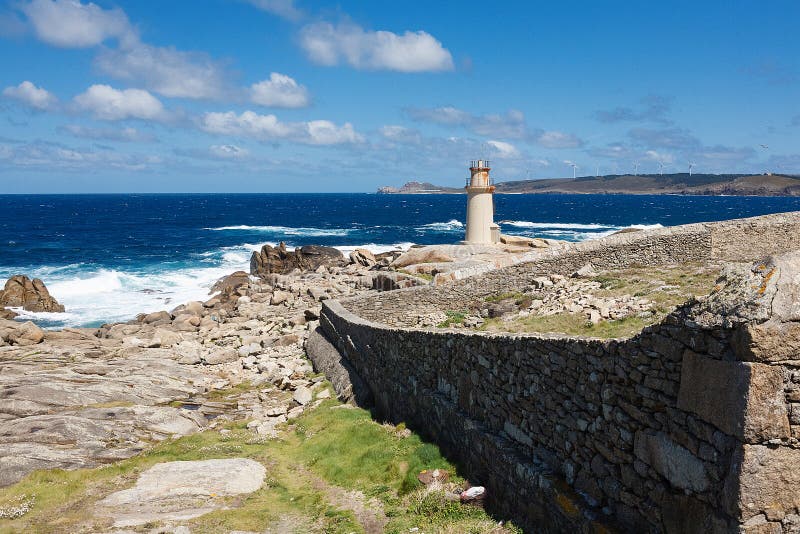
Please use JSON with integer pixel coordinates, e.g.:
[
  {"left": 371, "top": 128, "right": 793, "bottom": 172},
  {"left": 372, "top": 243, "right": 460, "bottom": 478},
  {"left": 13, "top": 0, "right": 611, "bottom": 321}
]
[
  {"left": 382, "top": 173, "right": 800, "bottom": 195},
  {"left": 496, "top": 173, "right": 800, "bottom": 194},
  {"left": 0, "top": 385, "right": 519, "bottom": 534}
]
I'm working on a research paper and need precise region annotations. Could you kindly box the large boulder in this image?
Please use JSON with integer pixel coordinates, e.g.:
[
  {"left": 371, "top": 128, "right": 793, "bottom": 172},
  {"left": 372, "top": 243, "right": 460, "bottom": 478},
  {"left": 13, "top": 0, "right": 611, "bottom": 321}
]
[
  {"left": 250, "top": 242, "right": 345, "bottom": 277},
  {"left": 0, "top": 275, "right": 64, "bottom": 313},
  {"left": 499, "top": 234, "right": 553, "bottom": 249},
  {"left": 0, "top": 320, "right": 45, "bottom": 346},
  {"left": 211, "top": 270, "right": 250, "bottom": 295},
  {"left": 349, "top": 248, "right": 376, "bottom": 267},
  {"left": 391, "top": 246, "right": 454, "bottom": 268}
]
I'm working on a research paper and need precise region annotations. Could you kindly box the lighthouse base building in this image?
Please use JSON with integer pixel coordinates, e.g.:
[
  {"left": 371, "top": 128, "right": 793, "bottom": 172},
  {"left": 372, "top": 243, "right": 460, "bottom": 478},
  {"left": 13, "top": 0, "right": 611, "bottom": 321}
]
[{"left": 463, "top": 160, "right": 500, "bottom": 244}]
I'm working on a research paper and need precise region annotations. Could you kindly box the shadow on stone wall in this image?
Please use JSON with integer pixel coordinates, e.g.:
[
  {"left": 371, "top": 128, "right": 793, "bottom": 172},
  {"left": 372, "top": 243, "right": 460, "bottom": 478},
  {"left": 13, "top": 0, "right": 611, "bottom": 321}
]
[{"left": 307, "top": 213, "right": 800, "bottom": 533}]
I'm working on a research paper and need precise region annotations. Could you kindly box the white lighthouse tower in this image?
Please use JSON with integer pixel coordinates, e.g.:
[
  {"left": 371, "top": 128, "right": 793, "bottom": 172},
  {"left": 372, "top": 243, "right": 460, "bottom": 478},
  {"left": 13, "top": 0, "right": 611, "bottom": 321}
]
[{"left": 464, "top": 159, "right": 500, "bottom": 244}]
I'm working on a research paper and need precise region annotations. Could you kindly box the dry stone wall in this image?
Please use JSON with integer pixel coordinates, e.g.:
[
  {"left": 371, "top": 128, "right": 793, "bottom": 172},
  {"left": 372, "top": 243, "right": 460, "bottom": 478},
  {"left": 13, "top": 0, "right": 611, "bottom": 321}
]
[{"left": 309, "top": 212, "right": 800, "bottom": 533}]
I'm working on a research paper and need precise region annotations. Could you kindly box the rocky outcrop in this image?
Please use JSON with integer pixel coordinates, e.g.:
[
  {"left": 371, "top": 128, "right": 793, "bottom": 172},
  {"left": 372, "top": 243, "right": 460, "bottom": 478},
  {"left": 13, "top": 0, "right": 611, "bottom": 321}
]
[
  {"left": 349, "top": 248, "right": 376, "bottom": 267},
  {"left": 209, "top": 270, "right": 251, "bottom": 307},
  {"left": 0, "top": 275, "right": 64, "bottom": 313},
  {"left": 250, "top": 242, "right": 346, "bottom": 277},
  {"left": 0, "top": 249, "right": 393, "bottom": 488}
]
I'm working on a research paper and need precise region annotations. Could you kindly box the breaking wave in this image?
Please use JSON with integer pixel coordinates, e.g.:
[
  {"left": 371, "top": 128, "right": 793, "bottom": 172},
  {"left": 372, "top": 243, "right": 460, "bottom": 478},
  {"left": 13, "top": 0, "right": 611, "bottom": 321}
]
[
  {"left": 2, "top": 241, "right": 416, "bottom": 329},
  {"left": 416, "top": 220, "right": 464, "bottom": 232}
]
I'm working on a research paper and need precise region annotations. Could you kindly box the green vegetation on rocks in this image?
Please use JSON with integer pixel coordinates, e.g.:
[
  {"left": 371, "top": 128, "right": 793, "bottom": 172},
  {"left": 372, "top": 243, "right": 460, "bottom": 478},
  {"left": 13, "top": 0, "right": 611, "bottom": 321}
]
[
  {"left": 0, "top": 388, "right": 518, "bottom": 534},
  {"left": 437, "top": 310, "right": 468, "bottom": 328},
  {"left": 478, "top": 263, "right": 721, "bottom": 339}
]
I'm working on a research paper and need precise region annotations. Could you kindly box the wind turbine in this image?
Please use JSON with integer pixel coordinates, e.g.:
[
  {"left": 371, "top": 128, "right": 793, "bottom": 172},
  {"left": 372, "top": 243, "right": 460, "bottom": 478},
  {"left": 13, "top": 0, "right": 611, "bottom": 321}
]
[
  {"left": 759, "top": 144, "right": 771, "bottom": 174},
  {"left": 658, "top": 162, "right": 667, "bottom": 176},
  {"left": 688, "top": 162, "right": 695, "bottom": 176},
  {"left": 633, "top": 161, "right": 640, "bottom": 176},
  {"left": 569, "top": 163, "right": 578, "bottom": 179},
  {"left": 595, "top": 165, "right": 600, "bottom": 178}
]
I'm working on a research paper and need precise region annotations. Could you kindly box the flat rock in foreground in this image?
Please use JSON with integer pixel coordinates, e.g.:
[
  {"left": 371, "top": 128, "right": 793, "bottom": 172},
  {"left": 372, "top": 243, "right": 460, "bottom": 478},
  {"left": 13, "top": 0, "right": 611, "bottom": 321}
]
[{"left": 97, "top": 458, "right": 267, "bottom": 527}]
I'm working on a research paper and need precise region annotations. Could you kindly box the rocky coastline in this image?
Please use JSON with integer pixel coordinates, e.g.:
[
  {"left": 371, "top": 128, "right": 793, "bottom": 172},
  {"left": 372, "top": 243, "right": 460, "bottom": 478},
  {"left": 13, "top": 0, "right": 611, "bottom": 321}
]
[
  {"left": 0, "top": 239, "right": 549, "bottom": 530},
  {"left": 0, "top": 246, "right": 379, "bottom": 487}
]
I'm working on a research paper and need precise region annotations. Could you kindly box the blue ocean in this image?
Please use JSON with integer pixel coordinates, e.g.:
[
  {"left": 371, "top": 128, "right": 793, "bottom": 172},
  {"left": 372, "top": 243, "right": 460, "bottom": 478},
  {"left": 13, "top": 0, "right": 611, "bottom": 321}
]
[{"left": 2, "top": 193, "right": 799, "bottom": 329}]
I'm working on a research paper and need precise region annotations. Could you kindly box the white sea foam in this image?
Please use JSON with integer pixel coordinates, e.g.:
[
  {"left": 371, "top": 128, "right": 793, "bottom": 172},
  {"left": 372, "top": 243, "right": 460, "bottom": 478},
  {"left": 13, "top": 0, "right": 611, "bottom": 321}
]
[
  {"left": 500, "top": 221, "right": 613, "bottom": 230},
  {"left": 417, "top": 220, "right": 464, "bottom": 231},
  {"left": 501, "top": 222, "right": 664, "bottom": 242},
  {"left": 0, "top": 239, "right": 419, "bottom": 328},
  {"left": 500, "top": 221, "right": 664, "bottom": 233},
  {"left": 207, "top": 225, "right": 351, "bottom": 237},
  {"left": 1, "top": 241, "right": 272, "bottom": 328}
]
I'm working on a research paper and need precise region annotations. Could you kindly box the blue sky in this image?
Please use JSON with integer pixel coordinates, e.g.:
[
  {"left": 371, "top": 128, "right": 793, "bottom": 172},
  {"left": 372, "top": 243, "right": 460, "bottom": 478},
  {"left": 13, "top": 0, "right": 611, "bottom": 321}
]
[{"left": 0, "top": 0, "right": 798, "bottom": 193}]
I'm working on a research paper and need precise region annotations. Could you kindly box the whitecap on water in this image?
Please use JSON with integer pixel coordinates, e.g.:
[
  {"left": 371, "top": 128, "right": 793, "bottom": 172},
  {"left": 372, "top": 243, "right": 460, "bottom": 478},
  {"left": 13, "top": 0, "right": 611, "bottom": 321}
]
[
  {"left": 416, "top": 220, "right": 464, "bottom": 232},
  {"left": 206, "top": 225, "right": 352, "bottom": 237},
  {"left": 500, "top": 222, "right": 664, "bottom": 242},
  {"left": 500, "top": 221, "right": 613, "bottom": 230}
]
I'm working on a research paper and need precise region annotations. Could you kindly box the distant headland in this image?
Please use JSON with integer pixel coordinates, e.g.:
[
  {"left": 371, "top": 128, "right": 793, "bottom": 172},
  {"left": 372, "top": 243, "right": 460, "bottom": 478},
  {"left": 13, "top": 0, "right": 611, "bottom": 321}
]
[{"left": 378, "top": 172, "right": 800, "bottom": 196}]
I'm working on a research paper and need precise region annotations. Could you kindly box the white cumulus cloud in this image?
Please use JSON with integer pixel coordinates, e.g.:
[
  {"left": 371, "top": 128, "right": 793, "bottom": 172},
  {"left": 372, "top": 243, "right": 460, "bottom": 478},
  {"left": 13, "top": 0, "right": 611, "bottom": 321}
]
[
  {"left": 18, "top": 1, "right": 229, "bottom": 100},
  {"left": 19, "top": 0, "right": 135, "bottom": 48},
  {"left": 250, "top": 73, "right": 310, "bottom": 108},
  {"left": 201, "top": 110, "right": 363, "bottom": 145},
  {"left": 95, "top": 43, "right": 228, "bottom": 100},
  {"left": 73, "top": 84, "right": 166, "bottom": 121},
  {"left": 299, "top": 21, "right": 454, "bottom": 72},
  {"left": 2, "top": 80, "right": 58, "bottom": 110},
  {"left": 487, "top": 140, "right": 520, "bottom": 158}
]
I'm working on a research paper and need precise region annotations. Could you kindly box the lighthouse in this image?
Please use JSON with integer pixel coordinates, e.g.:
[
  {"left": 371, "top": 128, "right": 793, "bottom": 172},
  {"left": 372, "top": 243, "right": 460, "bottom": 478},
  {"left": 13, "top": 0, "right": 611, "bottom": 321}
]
[{"left": 464, "top": 159, "right": 500, "bottom": 244}]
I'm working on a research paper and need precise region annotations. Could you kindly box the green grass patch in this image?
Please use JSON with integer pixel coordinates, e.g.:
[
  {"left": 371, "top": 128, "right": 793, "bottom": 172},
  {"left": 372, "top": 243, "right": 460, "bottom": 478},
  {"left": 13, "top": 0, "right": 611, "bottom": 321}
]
[
  {"left": 590, "top": 264, "right": 719, "bottom": 307},
  {"left": 437, "top": 310, "right": 468, "bottom": 328},
  {"left": 0, "top": 390, "right": 518, "bottom": 534},
  {"left": 204, "top": 380, "right": 256, "bottom": 401},
  {"left": 476, "top": 263, "right": 721, "bottom": 338},
  {"left": 590, "top": 275, "right": 625, "bottom": 290},
  {"left": 399, "top": 269, "right": 434, "bottom": 282},
  {"left": 274, "top": 400, "right": 453, "bottom": 497},
  {"left": 479, "top": 312, "right": 656, "bottom": 339}
]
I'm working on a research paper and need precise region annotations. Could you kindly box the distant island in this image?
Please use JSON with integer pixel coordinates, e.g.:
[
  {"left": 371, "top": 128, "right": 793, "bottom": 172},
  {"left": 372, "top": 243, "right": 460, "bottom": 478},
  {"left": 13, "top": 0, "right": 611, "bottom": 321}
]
[{"left": 378, "top": 173, "right": 800, "bottom": 196}]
